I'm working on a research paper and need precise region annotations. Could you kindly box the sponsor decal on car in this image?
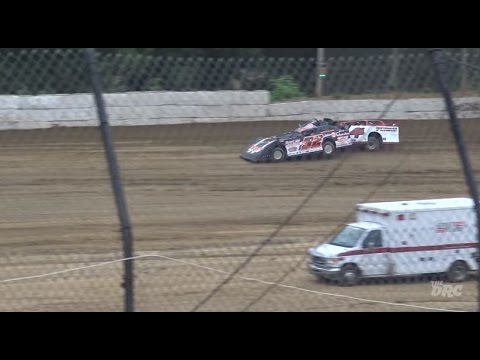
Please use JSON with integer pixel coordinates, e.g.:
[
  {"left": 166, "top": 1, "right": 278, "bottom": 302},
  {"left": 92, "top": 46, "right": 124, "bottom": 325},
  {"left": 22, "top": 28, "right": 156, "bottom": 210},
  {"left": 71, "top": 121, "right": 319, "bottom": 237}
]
[{"left": 349, "top": 127, "right": 365, "bottom": 138}]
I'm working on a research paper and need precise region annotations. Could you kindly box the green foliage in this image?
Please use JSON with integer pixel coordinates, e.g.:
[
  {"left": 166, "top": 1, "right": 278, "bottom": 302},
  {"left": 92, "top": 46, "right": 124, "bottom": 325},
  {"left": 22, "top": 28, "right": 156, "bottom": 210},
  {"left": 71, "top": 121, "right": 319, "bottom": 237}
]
[
  {"left": 96, "top": 48, "right": 264, "bottom": 58},
  {"left": 146, "top": 77, "right": 163, "bottom": 91},
  {"left": 269, "top": 75, "right": 303, "bottom": 102}
]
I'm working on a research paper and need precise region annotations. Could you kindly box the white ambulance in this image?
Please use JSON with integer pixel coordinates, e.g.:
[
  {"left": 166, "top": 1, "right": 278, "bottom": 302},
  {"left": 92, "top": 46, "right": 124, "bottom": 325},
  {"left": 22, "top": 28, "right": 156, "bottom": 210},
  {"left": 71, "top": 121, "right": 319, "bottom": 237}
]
[{"left": 308, "top": 198, "right": 479, "bottom": 286}]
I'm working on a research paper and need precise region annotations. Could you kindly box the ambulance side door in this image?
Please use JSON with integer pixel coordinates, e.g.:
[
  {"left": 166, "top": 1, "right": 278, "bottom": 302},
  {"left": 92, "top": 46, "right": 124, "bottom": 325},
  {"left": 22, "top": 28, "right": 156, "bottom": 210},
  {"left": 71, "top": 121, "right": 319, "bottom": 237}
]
[{"left": 358, "top": 229, "right": 390, "bottom": 276}]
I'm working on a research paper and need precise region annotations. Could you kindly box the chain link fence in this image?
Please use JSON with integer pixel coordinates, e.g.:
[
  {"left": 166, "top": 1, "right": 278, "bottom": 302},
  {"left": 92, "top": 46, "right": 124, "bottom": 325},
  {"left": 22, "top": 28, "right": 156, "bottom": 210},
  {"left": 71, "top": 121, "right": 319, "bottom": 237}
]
[
  {"left": 0, "top": 48, "right": 479, "bottom": 312},
  {"left": 3, "top": 48, "right": 480, "bottom": 97}
]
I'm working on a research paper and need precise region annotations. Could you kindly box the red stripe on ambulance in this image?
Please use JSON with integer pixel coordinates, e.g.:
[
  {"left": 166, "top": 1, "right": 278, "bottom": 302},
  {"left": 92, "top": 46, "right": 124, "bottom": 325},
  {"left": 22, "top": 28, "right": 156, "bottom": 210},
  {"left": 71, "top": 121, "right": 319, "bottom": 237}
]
[{"left": 339, "top": 242, "right": 478, "bottom": 257}]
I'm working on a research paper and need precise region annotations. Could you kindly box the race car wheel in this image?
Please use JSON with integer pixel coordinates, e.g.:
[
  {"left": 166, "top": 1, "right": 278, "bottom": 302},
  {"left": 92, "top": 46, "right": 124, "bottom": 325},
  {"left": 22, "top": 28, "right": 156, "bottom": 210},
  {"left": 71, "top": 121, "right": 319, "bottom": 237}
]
[
  {"left": 366, "top": 134, "right": 382, "bottom": 151},
  {"left": 271, "top": 147, "right": 286, "bottom": 162},
  {"left": 322, "top": 140, "right": 335, "bottom": 157}
]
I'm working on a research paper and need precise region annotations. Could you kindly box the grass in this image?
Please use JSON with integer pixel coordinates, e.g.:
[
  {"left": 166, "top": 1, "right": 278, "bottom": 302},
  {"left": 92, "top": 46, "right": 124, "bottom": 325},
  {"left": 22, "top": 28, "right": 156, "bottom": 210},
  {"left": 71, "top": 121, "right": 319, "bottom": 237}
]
[{"left": 272, "top": 91, "right": 480, "bottom": 103}]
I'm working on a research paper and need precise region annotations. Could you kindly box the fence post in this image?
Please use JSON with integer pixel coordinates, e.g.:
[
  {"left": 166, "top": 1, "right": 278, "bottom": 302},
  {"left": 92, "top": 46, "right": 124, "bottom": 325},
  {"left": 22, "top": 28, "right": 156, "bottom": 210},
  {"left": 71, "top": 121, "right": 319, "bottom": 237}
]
[
  {"left": 85, "top": 48, "right": 135, "bottom": 312},
  {"left": 315, "top": 48, "right": 326, "bottom": 97},
  {"left": 429, "top": 48, "right": 480, "bottom": 312},
  {"left": 388, "top": 48, "right": 400, "bottom": 91},
  {"left": 460, "top": 48, "right": 469, "bottom": 93}
]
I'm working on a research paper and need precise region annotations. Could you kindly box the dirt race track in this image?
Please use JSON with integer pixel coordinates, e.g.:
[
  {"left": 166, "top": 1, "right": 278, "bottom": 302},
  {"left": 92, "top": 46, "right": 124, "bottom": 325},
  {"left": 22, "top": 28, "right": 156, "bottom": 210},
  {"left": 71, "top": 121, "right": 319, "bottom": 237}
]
[{"left": 0, "top": 119, "right": 479, "bottom": 312}]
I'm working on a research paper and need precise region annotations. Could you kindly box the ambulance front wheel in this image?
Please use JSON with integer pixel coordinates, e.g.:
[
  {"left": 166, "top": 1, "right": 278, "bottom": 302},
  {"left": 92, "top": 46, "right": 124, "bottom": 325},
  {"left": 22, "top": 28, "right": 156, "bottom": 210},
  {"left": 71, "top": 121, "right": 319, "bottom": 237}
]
[
  {"left": 339, "top": 264, "right": 360, "bottom": 286},
  {"left": 446, "top": 261, "right": 469, "bottom": 282}
]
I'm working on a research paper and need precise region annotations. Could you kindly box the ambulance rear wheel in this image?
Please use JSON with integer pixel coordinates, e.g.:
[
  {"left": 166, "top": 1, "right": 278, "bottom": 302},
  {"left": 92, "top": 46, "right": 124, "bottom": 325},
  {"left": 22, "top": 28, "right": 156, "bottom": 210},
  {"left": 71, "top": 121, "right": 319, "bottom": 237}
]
[
  {"left": 447, "top": 261, "right": 469, "bottom": 282},
  {"left": 339, "top": 264, "right": 360, "bottom": 286}
]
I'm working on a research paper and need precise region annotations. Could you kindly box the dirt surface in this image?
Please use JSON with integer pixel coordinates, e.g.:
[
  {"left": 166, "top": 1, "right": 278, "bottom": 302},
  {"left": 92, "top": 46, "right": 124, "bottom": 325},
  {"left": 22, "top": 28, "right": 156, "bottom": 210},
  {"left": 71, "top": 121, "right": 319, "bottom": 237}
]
[{"left": 0, "top": 119, "right": 479, "bottom": 312}]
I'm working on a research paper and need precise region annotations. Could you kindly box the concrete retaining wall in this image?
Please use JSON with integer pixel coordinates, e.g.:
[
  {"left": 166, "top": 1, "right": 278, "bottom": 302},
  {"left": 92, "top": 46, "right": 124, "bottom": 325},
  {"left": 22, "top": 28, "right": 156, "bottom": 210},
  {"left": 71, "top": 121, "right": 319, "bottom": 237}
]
[{"left": 0, "top": 90, "right": 478, "bottom": 130}]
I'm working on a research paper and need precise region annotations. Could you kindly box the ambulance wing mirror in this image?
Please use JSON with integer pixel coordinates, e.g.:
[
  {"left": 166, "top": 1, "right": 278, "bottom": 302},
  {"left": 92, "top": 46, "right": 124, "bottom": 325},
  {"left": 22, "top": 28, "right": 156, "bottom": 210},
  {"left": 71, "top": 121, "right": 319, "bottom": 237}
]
[{"left": 366, "top": 241, "right": 376, "bottom": 249}]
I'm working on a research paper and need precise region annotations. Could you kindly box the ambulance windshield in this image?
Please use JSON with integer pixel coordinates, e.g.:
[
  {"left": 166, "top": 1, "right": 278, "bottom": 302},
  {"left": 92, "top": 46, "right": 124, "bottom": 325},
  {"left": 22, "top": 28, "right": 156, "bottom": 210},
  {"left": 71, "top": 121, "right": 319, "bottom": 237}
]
[{"left": 329, "top": 225, "right": 365, "bottom": 248}]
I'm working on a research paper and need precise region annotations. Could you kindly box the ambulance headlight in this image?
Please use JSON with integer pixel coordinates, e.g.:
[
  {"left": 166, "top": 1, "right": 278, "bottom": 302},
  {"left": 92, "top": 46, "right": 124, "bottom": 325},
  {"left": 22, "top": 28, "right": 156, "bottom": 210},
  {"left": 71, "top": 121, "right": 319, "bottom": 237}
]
[{"left": 325, "top": 257, "right": 344, "bottom": 266}]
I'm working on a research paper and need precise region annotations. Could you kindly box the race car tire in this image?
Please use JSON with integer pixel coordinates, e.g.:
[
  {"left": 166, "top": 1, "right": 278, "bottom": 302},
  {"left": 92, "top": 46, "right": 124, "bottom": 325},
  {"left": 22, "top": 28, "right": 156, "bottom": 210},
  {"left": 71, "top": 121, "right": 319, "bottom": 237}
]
[
  {"left": 366, "top": 133, "right": 382, "bottom": 151},
  {"left": 322, "top": 140, "right": 336, "bottom": 158},
  {"left": 271, "top": 147, "right": 286, "bottom": 162}
]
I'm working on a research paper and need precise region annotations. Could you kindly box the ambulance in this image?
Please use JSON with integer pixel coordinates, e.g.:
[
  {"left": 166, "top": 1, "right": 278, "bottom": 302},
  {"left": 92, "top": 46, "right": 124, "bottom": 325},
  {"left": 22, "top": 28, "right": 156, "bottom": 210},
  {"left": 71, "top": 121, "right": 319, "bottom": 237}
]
[{"left": 308, "top": 198, "right": 479, "bottom": 286}]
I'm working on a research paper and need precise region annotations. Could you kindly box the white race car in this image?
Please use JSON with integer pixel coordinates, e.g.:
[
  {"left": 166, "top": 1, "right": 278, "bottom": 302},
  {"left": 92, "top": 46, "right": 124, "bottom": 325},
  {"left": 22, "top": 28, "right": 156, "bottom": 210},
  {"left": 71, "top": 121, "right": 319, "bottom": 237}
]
[{"left": 339, "top": 119, "right": 400, "bottom": 151}]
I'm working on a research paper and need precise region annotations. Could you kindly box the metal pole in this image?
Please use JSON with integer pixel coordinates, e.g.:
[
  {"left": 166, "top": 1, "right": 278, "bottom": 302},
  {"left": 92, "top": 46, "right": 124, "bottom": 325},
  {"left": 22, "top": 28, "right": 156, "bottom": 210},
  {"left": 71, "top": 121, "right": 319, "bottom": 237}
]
[
  {"left": 315, "top": 48, "right": 325, "bottom": 97},
  {"left": 429, "top": 48, "right": 480, "bottom": 312},
  {"left": 85, "top": 48, "right": 135, "bottom": 312}
]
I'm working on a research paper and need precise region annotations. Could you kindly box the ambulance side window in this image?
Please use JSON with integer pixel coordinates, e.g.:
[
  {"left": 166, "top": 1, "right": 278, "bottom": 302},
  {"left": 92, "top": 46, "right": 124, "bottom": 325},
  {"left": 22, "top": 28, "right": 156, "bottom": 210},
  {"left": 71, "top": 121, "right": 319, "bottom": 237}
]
[{"left": 362, "top": 230, "right": 382, "bottom": 248}]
